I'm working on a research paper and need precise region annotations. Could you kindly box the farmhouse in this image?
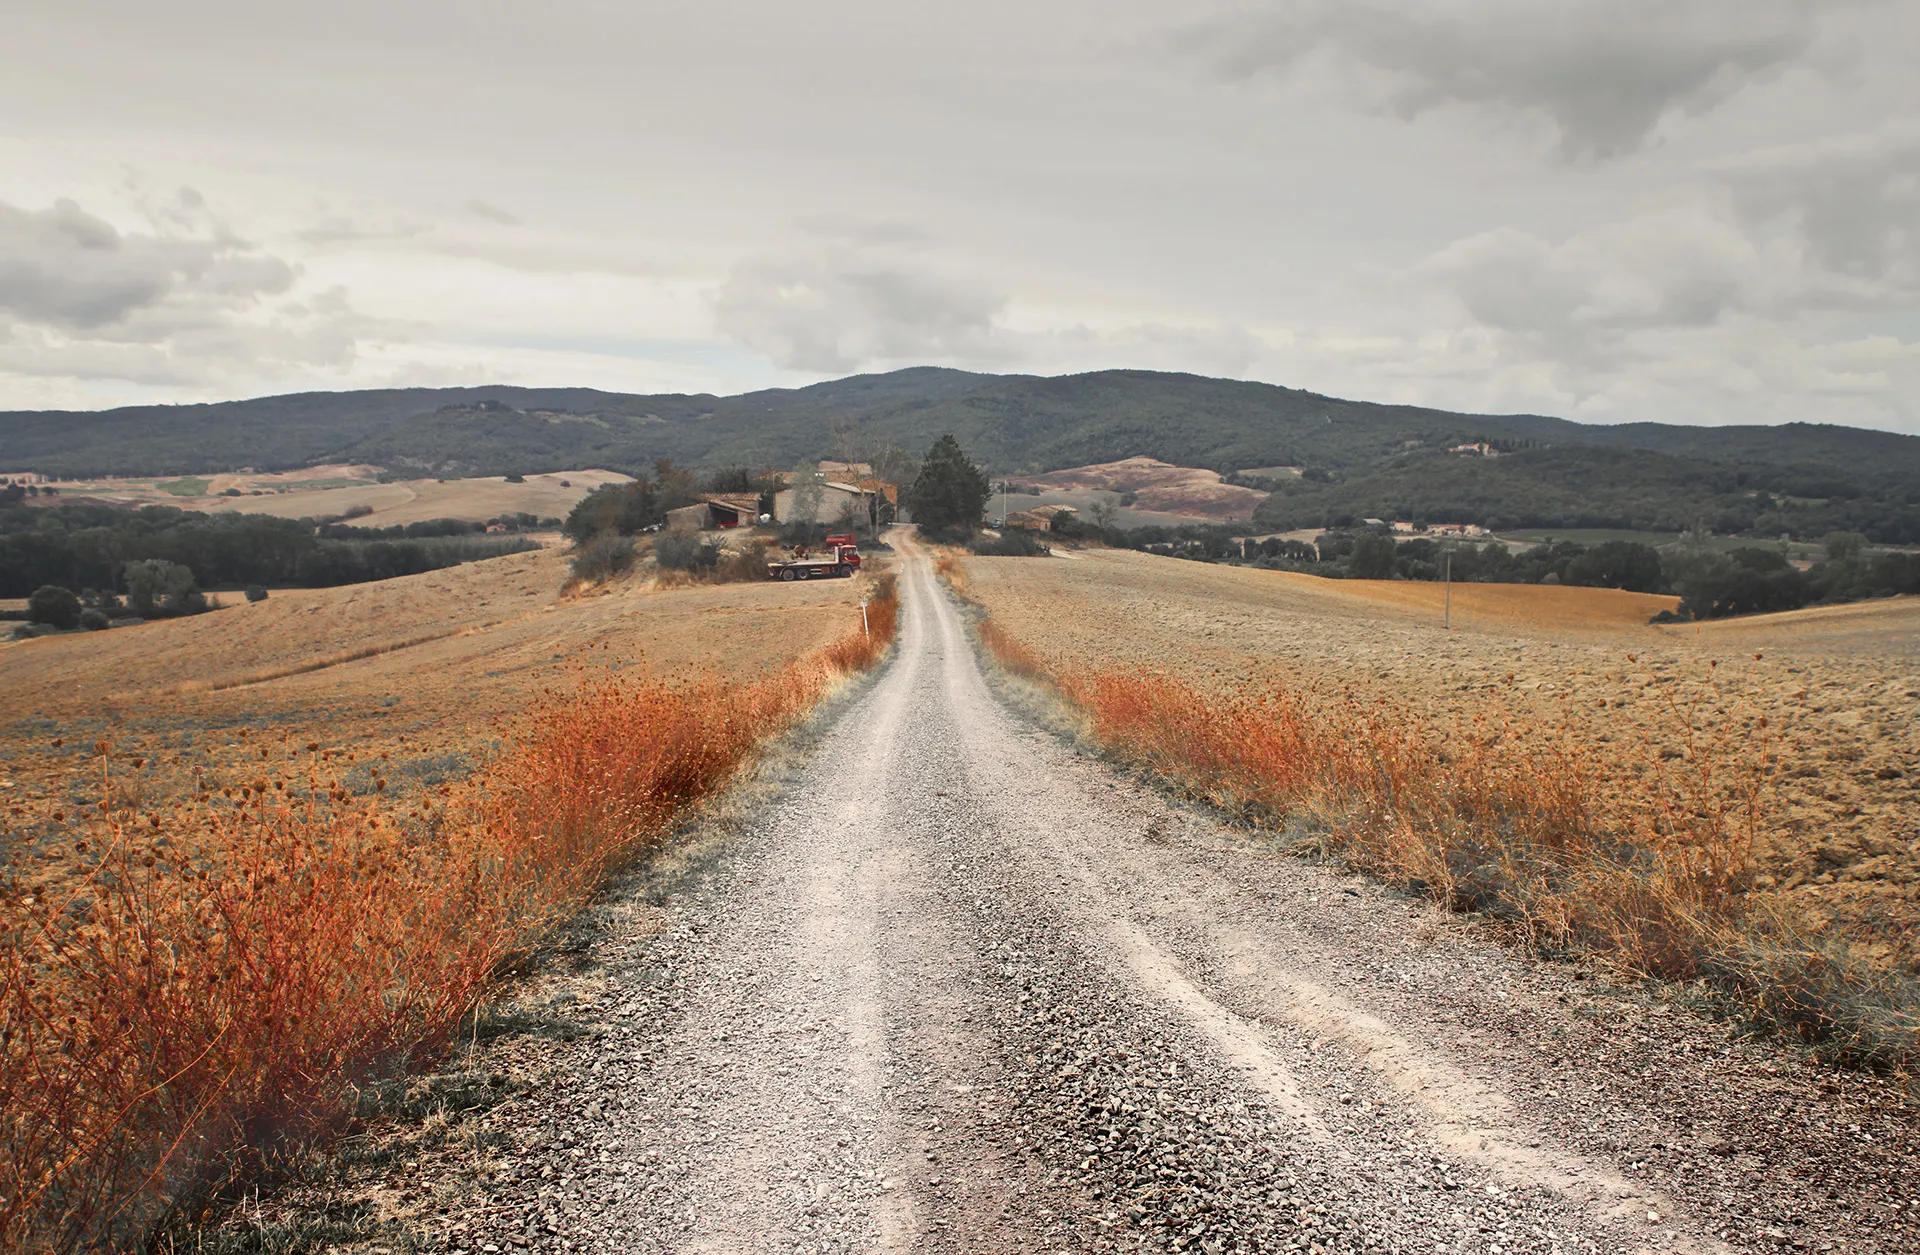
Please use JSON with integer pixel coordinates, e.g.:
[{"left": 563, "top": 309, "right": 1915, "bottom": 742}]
[
  {"left": 1005, "top": 504, "right": 1078, "bottom": 531},
  {"left": 1391, "top": 520, "right": 1489, "bottom": 537},
  {"left": 774, "top": 479, "right": 895, "bottom": 526},
  {"left": 666, "top": 493, "right": 764, "bottom": 531}
]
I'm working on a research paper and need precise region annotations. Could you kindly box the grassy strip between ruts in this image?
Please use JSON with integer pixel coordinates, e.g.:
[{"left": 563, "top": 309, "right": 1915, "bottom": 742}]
[
  {"left": 0, "top": 577, "right": 898, "bottom": 1254},
  {"left": 938, "top": 558, "right": 1920, "bottom": 1078}
]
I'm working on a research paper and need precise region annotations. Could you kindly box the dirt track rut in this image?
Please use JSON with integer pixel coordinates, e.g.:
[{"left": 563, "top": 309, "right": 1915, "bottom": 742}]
[{"left": 461, "top": 547, "right": 1917, "bottom": 1255}]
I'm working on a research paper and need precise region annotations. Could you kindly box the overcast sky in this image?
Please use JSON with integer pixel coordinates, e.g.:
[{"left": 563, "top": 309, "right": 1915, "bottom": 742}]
[{"left": 2, "top": 0, "right": 1917, "bottom": 431}]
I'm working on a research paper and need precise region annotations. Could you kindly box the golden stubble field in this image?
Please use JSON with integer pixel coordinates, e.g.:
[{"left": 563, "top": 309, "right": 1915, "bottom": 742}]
[
  {"left": 960, "top": 547, "right": 1920, "bottom": 958},
  {"left": 0, "top": 545, "right": 876, "bottom": 896},
  {"left": 28, "top": 467, "right": 631, "bottom": 528}
]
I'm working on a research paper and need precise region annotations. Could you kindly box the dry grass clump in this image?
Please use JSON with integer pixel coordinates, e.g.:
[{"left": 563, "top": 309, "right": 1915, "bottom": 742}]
[
  {"left": 0, "top": 579, "right": 898, "bottom": 1253},
  {"left": 968, "top": 612, "right": 1918, "bottom": 1072}
]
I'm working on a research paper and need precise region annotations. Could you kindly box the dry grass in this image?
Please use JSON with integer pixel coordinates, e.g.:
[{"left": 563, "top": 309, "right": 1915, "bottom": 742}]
[
  {"left": 956, "top": 548, "right": 1920, "bottom": 962},
  {"left": 0, "top": 547, "right": 876, "bottom": 866},
  {"left": 942, "top": 558, "right": 1920, "bottom": 1072},
  {"left": 0, "top": 577, "right": 898, "bottom": 1253}
]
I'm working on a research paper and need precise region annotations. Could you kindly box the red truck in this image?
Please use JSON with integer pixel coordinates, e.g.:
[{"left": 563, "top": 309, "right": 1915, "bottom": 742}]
[{"left": 766, "top": 538, "right": 861, "bottom": 581}]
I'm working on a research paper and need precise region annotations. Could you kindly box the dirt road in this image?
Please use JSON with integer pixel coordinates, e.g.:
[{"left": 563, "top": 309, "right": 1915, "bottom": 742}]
[{"left": 450, "top": 549, "right": 1916, "bottom": 1255}]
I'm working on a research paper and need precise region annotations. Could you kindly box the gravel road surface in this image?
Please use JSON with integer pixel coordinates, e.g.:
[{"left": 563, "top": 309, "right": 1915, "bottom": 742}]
[{"left": 449, "top": 547, "right": 1917, "bottom": 1255}]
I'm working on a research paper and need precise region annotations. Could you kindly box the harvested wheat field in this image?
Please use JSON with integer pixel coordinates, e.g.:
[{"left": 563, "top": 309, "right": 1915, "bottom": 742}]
[
  {"left": 0, "top": 538, "right": 898, "bottom": 1250},
  {"left": 0, "top": 545, "right": 877, "bottom": 898},
  {"left": 34, "top": 468, "right": 630, "bottom": 527},
  {"left": 958, "top": 547, "right": 1920, "bottom": 963}
]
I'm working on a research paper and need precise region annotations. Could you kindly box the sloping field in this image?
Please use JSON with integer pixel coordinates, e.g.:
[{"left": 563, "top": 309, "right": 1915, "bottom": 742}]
[
  {"left": 0, "top": 546, "right": 874, "bottom": 896},
  {"left": 957, "top": 547, "right": 1920, "bottom": 958},
  {"left": 1238, "top": 566, "right": 1680, "bottom": 634},
  {"left": 1015, "top": 456, "right": 1268, "bottom": 521},
  {"left": 28, "top": 468, "right": 629, "bottom": 527},
  {"left": 1665, "top": 594, "right": 1920, "bottom": 659},
  {"left": 196, "top": 470, "right": 632, "bottom": 527}
]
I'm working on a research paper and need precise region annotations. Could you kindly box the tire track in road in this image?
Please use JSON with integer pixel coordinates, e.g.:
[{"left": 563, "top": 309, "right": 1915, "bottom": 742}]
[{"left": 500, "top": 545, "right": 1907, "bottom": 1255}]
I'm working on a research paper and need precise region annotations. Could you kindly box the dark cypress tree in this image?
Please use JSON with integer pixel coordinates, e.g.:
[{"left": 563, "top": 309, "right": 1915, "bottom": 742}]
[{"left": 905, "top": 434, "right": 991, "bottom": 537}]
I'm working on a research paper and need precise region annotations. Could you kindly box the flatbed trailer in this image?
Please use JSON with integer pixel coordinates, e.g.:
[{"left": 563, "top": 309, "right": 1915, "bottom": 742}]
[{"left": 766, "top": 541, "right": 859, "bottom": 581}]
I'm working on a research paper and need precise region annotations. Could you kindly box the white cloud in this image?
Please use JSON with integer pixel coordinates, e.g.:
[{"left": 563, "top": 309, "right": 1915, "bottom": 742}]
[{"left": 1183, "top": 0, "right": 1841, "bottom": 159}]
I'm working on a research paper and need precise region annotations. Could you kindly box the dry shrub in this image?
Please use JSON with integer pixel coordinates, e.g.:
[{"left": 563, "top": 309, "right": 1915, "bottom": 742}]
[
  {"left": 933, "top": 554, "right": 968, "bottom": 599},
  {"left": 972, "top": 619, "right": 1919, "bottom": 1071},
  {"left": 0, "top": 579, "right": 899, "bottom": 1253},
  {"left": 977, "top": 619, "right": 1044, "bottom": 681}
]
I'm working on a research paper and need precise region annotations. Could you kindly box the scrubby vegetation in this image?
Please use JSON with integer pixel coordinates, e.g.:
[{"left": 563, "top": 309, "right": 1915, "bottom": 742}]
[
  {"left": 0, "top": 577, "right": 898, "bottom": 1253},
  {"left": 567, "top": 534, "right": 636, "bottom": 583}
]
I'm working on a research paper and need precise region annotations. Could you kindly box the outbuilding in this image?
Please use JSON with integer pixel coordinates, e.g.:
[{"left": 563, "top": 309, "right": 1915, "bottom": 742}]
[{"left": 666, "top": 493, "right": 765, "bottom": 531}]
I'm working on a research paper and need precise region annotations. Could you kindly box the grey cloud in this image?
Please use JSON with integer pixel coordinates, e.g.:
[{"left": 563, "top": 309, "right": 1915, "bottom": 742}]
[
  {"left": 1185, "top": 0, "right": 1833, "bottom": 159},
  {"left": 468, "top": 199, "right": 523, "bottom": 226},
  {"left": 296, "top": 215, "right": 427, "bottom": 246},
  {"left": 1050, "top": 321, "right": 1270, "bottom": 378},
  {"left": 1422, "top": 208, "right": 1766, "bottom": 346},
  {"left": 714, "top": 245, "right": 1009, "bottom": 373},
  {"left": 0, "top": 196, "right": 292, "bottom": 330},
  {"left": 0, "top": 194, "right": 380, "bottom": 387},
  {"left": 1410, "top": 176, "right": 1920, "bottom": 429},
  {"left": 1719, "top": 121, "right": 1920, "bottom": 287}
]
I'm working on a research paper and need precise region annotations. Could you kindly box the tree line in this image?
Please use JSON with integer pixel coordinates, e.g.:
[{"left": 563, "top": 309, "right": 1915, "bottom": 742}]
[
  {"left": 0, "top": 499, "right": 539, "bottom": 602},
  {"left": 1047, "top": 514, "right": 1919, "bottom": 622}
]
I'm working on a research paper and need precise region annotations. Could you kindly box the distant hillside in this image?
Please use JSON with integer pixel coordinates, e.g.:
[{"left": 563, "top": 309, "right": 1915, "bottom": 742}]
[{"left": 6, "top": 368, "right": 1918, "bottom": 541}]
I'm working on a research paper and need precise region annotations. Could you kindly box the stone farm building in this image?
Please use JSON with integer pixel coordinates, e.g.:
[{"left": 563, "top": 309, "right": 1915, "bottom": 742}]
[
  {"left": 665, "top": 493, "right": 764, "bottom": 532},
  {"left": 772, "top": 478, "right": 897, "bottom": 527}
]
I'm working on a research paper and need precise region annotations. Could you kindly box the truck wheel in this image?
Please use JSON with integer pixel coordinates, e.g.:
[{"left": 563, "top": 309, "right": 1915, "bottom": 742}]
[
  {"left": 779, "top": 568, "right": 797, "bottom": 582},
  {"left": 796, "top": 568, "right": 810, "bottom": 580},
  {"left": 837, "top": 564, "right": 851, "bottom": 578}
]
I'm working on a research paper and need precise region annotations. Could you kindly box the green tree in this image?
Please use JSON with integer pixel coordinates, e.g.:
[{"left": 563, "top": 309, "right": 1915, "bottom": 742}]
[
  {"left": 1347, "top": 531, "right": 1398, "bottom": 579},
  {"left": 905, "top": 435, "right": 990, "bottom": 537},
  {"left": 27, "top": 585, "right": 81, "bottom": 629},
  {"left": 562, "top": 479, "right": 660, "bottom": 542},
  {"left": 1821, "top": 530, "right": 1869, "bottom": 562},
  {"left": 868, "top": 443, "right": 920, "bottom": 492},
  {"left": 1563, "top": 541, "right": 1665, "bottom": 593},
  {"left": 123, "top": 559, "right": 202, "bottom": 618}
]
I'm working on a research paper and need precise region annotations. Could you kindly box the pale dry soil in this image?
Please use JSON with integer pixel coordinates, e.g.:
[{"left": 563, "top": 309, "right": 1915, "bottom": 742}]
[
  {"left": 960, "top": 549, "right": 1920, "bottom": 957},
  {"left": 244, "top": 549, "right": 1914, "bottom": 1255}
]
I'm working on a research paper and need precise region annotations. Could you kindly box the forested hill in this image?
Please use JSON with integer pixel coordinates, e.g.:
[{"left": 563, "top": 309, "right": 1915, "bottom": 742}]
[{"left": 6, "top": 367, "right": 1918, "bottom": 539}]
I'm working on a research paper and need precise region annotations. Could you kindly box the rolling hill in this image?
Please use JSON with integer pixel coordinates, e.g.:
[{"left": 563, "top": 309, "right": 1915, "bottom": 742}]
[{"left": 6, "top": 368, "right": 1918, "bottom": 540}]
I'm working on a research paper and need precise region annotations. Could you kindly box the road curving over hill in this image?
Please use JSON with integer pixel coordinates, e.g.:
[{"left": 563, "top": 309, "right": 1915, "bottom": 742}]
[{"left": 467, "top": 543, "right": 1917, "bottom": 1255}]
